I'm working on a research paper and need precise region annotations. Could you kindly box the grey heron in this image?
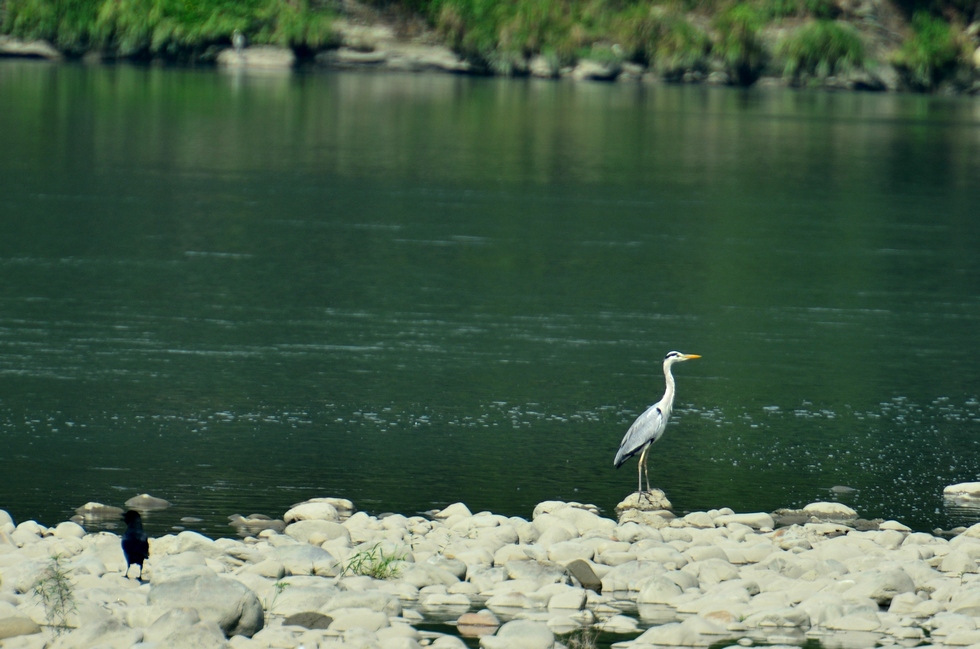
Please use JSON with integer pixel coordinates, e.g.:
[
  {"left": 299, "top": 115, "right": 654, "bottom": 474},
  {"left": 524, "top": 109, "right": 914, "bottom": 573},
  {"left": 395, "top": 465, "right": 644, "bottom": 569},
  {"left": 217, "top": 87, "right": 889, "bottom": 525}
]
[
  {"left": 614, "top": 351, "right": 700, "bottom": 493},
  {"left": 232, "top": 30, "right": 246, "bottom": 55}
]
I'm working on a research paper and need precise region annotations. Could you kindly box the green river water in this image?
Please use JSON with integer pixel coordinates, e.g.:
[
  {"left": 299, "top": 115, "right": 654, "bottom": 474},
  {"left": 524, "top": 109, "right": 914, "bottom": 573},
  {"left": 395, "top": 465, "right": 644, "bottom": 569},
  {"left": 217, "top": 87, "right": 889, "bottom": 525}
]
[{"left": 1, "top": 60, "right": 979, "bottom": 540}]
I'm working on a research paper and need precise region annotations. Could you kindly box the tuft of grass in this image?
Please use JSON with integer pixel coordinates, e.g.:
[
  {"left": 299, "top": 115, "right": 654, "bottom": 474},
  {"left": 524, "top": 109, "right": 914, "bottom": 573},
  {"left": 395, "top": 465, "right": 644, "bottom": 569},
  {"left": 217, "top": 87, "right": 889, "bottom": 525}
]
[
  {"left": 342, "top": 543, "right": 406, "bottom": 580},
  {"left": 31, "top": 555, "right": 76, "bottom": 635},
  {"left": 777, "top": 19, "right": 865, "bottom": 81},
  {"left": 564, "top": 624, "right": 600, "bottom": 649},
  {"left": 264, "top": 579, "right": 290, "bottom": 622},
  {"left": 712, "top": 4, "right": 767, "bottom": 85},
  {"left": 891, "top": 11, "right": 964, "bottom": 90},
  {"left": 615, "top": 5, "right": 711, "bottom": 78},
  {"left": 756, "top": 0, "right": 837, "bottom": 20}
]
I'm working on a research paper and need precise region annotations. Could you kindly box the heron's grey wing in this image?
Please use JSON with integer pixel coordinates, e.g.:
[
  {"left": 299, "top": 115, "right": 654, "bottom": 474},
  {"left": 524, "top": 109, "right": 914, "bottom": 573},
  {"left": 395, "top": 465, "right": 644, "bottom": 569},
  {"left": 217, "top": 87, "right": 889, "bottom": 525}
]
[{"left": 614, "top": 405, "right": 665, "bottom": 467}]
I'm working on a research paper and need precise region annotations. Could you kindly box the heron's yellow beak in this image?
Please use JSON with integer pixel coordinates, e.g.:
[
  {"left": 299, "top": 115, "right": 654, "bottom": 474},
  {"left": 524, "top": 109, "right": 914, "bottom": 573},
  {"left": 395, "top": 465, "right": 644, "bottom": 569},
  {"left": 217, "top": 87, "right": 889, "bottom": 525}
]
[{"left": 682, "top": 354, "right": 701, "bottom": 360}]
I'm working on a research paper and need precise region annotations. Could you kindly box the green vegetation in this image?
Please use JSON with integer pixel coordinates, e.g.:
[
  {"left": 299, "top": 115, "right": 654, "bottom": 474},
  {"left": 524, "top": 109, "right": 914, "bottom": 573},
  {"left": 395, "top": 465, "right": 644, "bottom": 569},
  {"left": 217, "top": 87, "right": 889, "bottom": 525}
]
[
  {"left": 712, "top": 5, "right": 767, "bottom": 84},
  {"left": 432, "top": 0, "right": 603, "bottom": 67},
  {"left": 615, "top": 5, "right": 710, "bottom": 78},
  {"left": 342, "top": 543, "right": 406, "bottom": 580},
  {"left": 564, "top": 624, "right": 600, "bottom": 649},
  {"left": 31, "top": 555, "right": 76, "bottom": 635},
  {"left": 778, "top": 20, "right": 865, "bottom": 81},
  {"left": 1, "top": 0, "right": 336, "bottom": 57},
  {"left": 756, "top": 0, "right": 837, "bottom": 20},
  {"left": 0, "top": 0, "right": 976, "bottom": 92},
  {"left": 264, "top": 579, "right": 290, "bottom": 622},
  {"left": 891, "top": 11, "right": 966, "bottom": 89}
]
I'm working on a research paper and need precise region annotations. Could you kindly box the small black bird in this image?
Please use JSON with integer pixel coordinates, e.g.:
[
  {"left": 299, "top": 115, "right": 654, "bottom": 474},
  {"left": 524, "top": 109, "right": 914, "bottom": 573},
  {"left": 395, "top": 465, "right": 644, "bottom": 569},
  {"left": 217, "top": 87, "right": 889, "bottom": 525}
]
[{"left": 121, "top": 510, "right": 149, "bottom": 579}]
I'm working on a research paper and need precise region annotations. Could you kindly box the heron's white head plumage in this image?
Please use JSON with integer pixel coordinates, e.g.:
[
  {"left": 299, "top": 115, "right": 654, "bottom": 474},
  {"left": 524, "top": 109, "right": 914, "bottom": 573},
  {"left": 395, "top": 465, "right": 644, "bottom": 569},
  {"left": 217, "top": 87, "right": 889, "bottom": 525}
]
[{"left": 664, "top": 350, "right": 700, "bottom": 365}]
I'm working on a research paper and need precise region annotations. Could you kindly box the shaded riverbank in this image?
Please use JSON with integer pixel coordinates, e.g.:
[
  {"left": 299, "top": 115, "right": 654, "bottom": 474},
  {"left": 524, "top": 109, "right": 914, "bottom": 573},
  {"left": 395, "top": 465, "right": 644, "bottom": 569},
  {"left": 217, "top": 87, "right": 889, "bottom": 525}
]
[
  {"left": 2, "top": 0, "right": 980, "bottom": 93},
  {"left": 3, "top": 496, "right": 980, "bottom": 648}
]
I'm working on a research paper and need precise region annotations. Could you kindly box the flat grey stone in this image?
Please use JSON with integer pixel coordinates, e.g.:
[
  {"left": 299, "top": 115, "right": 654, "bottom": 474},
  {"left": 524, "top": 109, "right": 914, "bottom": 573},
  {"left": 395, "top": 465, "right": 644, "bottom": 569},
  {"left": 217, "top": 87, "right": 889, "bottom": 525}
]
[
  {"left": 565, "top": 558, "right": 601, "bottom": 591},
  {"left": 283, "top": 611, "right": 333, "bottom": 629}
]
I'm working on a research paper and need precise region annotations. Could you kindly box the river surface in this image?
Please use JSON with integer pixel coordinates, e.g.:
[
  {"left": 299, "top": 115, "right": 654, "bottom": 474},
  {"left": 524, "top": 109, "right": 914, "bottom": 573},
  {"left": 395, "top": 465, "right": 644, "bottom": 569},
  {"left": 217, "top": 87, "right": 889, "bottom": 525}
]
[{"left": 1, "top": 60, "right": 979, "bottom": 539}]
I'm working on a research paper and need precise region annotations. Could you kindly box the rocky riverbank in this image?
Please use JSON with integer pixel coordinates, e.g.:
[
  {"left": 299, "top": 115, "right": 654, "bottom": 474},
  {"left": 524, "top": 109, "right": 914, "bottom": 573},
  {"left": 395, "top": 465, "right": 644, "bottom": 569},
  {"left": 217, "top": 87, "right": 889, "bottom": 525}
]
[
  {"left": 3, "top": 494, "right": 980, "bottom": 649},
  {"left": 3, "top": 0, "right": 980, "bottom": 94}
]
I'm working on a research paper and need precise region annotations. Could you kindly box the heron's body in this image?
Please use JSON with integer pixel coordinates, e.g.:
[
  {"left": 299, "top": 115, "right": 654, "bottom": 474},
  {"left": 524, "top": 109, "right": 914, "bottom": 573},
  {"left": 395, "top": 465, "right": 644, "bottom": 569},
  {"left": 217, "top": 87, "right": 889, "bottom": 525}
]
[{"left": 614, "top": 351, "right": 700, "bottom": 493}]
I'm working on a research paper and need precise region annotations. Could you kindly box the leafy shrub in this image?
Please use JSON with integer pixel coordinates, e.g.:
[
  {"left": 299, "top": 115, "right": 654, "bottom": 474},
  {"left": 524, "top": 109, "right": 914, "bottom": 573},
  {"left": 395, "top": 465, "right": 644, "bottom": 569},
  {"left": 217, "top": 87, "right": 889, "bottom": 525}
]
[
  {"left": 616, "top": 5, "right": 711, "bottom": 77},
  {"left": 777, "top": 19, "right": 865, "bottom": 80},
  {"left": 712, "top": 4, "right": 767, "bottom": 84},
  {"left": 2, "top": 0, "right": 101, "bottom": 53},
  {"left": 891, "top": 11, "right": 964, "bottom": 90},
  {"left": 433, "top": 0, "right": 501, "bottom": 60}
]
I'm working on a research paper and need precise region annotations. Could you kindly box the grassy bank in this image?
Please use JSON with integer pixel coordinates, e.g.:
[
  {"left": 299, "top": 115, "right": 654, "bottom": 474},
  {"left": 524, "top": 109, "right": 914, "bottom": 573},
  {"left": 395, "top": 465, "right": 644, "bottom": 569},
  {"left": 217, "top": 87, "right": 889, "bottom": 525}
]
[
  {"left": 417, "top": 0, "right": 978, "bottom": 89},
  {"left": 1, "top": 0, "right": 978, "bottom": 91},
  {"left": 0, "top": 0, "right": 337, "bottom": 59}
]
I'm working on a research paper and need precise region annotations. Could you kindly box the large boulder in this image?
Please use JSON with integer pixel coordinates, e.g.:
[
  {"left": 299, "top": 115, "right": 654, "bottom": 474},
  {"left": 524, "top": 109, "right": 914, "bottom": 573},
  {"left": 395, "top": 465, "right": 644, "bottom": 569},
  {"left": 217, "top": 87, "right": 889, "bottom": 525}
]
[
  {"left": 0, "top": 602, "right": 40, "bottom": 640},
  {"left": 631, "top": 615, "right": 730, "bottom": 646},
  {"left": 158, "top": 620, "right": 230, "bottom": 649},
  {"left": 636, "top": 575, "right": 683, "bottom": 604},
  {"left": 148, "top": 574, "right": 263, "bottom": 637},
  {"left": 142, "top": 607, "right": 201, "bottom": 643},
  {"left": 802, "top": 502, "right": 858, "bottom": 519},
  {"left": 713, "top": 512, "right": 775, "bottom": 529},
  {"left": 601, "top": 561, "right": 666, "bottom": 592},
  {"left": 268, "top": 544, "right": 340, "bottom": 576},
  {"left": 504, "top": 560, "right": 568, "bottom": 588},
  {"left": 49, "top": 617, "right": 142, "bottom": 649},
  {"left": 571, "top": 59, "right": 621, "bottom": 81},
  {"left": 322, "top": 590, "right": 401, "bottom": 617},
  {"left": 217, "top": 46, "right": 295, "bottom": 69},
  {"left": 843, "top": 569, "right": 915, "bottom": 606},
  {"left": 283, "top": 519, "right": 350, "bottom": 544},
  {"left": 284, "top": 502, "right": 339, "bottom": 524},
  {"left": 266, "top": 582, "right": 340, "bottom": 617},
  {"left": 125, "top": 493, "right": 171, "bottom": 510},
  {"left": 151, "top": 531, "right": 227, "bottom": 560},
  {"left": 0, "top": 36, "right": 62, "bottom": 60},
  {"left": 947, "top": 483, "right": 980, "bottom": 500},
  {"left": 480, "top": 619, "right": 554, "bottom": 649},
  {"left": 397, "top": 563, "right": 459, "bottom": 588}
]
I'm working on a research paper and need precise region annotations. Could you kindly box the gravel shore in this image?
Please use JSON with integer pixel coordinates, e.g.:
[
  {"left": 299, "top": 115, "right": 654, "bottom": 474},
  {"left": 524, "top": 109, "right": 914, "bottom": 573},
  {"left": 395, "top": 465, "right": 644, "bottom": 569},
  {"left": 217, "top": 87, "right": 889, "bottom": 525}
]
[{"left": 2, "top": 494, "right": 980, "bottom": 649}]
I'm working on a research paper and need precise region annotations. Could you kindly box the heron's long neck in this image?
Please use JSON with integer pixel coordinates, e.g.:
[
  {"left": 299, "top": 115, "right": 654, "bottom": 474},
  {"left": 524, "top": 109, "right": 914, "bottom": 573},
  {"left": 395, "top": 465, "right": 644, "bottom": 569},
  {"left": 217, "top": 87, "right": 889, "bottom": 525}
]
[{"left": 661, "top": 363, "right": 676, "bottom": 415}]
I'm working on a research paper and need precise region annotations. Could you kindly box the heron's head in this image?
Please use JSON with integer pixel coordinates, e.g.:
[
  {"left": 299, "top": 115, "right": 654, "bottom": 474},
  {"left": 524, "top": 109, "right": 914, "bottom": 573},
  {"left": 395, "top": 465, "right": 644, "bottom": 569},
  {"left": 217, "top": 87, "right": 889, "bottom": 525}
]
[{"left": 664, "top": 351, "right": 700, "bottom": 364}]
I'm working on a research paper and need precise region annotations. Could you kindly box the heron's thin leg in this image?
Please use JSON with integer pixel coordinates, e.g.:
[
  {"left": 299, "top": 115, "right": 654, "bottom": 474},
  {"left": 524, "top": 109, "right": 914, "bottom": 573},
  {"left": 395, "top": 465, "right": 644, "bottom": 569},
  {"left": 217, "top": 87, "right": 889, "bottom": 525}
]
[
  {"left": 637, "top": 444, "right": 650, "bottom": 493},
  {"left": 643, "top": 451, "right": 651, "bottom": 493}
]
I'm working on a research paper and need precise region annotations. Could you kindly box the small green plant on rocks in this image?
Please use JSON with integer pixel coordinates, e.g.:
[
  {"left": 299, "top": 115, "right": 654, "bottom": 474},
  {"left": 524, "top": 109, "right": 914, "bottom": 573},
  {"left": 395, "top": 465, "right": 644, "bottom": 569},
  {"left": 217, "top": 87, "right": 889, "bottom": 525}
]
[
  {"left": 342, "top": 543, "right": 406, "bottom": 580},
  {"left": 777, "top": 19, "right": 865, "bottom": 81},
  {"left": 264, "top": 579, "right": 290, "bottom": 621},
  {"left": 31, "top": 555, "right": 76, "bottom": 635}
]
